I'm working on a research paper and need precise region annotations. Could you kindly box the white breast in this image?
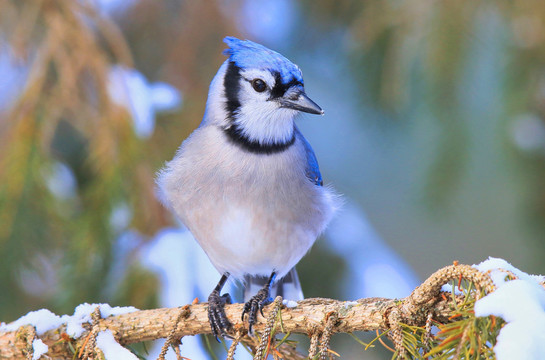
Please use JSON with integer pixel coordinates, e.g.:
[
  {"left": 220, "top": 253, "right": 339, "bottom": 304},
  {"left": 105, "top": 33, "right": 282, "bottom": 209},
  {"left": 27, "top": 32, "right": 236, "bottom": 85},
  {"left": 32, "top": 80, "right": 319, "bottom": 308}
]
[{"left": 156, "top": 125, "right": 338, "bottom": 280}]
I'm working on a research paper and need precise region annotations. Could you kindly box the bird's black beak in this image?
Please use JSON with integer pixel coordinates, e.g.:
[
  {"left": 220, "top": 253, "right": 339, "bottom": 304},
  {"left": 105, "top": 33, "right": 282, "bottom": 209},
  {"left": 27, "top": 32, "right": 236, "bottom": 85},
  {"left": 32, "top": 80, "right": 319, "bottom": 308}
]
[{"left": 278, "top": 92, "right": 324, "bottom": 115}]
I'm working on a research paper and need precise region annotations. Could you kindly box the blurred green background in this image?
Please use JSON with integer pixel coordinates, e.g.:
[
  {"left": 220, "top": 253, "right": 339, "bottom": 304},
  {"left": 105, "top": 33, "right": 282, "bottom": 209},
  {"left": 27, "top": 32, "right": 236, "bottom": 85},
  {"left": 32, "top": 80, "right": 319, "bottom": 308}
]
[{"left": 1, "top": 0, "right": 545, "bottom": 357}]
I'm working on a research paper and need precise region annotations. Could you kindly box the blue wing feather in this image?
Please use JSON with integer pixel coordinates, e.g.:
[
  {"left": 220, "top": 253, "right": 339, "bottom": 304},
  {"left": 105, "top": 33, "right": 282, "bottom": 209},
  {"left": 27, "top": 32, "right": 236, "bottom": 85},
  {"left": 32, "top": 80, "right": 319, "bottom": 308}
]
[{"left": 294, "top": 126, "right": 323, "bottom": 186}]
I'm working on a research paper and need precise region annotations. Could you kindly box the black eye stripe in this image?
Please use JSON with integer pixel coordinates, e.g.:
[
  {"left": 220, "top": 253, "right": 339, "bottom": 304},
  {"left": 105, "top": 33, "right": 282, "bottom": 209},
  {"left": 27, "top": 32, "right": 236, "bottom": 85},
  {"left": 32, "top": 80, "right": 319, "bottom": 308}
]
[
  {"left": 240, "top": 72, "right": 303, "bottom": 98},
  {"left": 270, "top": 71, "right": 303, "bottom": 98},
  {"left": 223, "top": 61, "right": 241, "bottom": 121}
]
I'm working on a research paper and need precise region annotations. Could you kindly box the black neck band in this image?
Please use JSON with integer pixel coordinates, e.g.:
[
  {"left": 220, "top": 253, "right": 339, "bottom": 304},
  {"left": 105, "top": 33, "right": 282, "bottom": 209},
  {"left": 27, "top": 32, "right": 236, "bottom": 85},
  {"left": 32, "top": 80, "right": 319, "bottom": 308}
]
[{"left": 223, "top": 124, "right": 295, "bottom": 155}]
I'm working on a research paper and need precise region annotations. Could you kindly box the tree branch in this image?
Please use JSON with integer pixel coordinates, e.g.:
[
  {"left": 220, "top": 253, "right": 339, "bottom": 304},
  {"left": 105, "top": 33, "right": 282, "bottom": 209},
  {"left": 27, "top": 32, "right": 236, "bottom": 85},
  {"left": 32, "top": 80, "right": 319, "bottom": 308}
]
[{"left": 0, "top": 264, "right": 496, "bottom": 359}]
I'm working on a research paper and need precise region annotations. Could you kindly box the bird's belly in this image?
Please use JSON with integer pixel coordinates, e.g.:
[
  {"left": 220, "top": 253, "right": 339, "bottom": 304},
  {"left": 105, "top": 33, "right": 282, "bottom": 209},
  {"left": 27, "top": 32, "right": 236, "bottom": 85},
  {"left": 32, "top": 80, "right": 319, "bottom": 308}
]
[{"left": 179, "top": 181, "right": 331, "bottom": 280}]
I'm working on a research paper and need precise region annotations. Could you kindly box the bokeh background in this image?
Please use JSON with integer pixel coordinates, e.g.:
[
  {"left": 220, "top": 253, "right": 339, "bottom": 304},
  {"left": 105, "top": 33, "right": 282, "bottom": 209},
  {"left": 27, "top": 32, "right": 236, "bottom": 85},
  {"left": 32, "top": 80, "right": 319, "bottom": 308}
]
[{"left": 1, "top": 0, "right": 545, "bottom": 358}]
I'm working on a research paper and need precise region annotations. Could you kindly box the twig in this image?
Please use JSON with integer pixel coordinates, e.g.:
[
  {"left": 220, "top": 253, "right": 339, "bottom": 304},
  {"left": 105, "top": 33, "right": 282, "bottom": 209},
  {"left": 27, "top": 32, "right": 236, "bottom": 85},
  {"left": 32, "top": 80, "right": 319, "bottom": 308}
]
[
  {"left": 387, "top": 308, "right": 405, "bottom": 358},
  {"left": 422, "top": 311, "right": 434, "bottom": 353},
  {"left": 254, "top": 296, "right": 283, "bottom": 360},
  {"left": 319, "top": 312, "right": 338, "bottom": 360},
  {"left": 226, "top": 331, "right": 243, "bottom": 360},
  {"left": 157, "top": 305, "right": 190, "bottom": 360},
  {"left": 81, "top": 306, "right": 102, "bottom": 360},
  {"left": 308, "top": 327, "right": 320, "bottom": 359},
  {"left": 23, "top": 326, "right": 36, "bottom": 360}
]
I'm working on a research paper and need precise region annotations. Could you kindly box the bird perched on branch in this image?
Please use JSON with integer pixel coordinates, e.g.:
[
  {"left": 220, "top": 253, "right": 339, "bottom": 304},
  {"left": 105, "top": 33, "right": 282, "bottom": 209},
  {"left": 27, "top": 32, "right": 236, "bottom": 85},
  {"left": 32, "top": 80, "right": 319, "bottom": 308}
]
[{"left": 156, "top": 37, "right": 339, "bottom": 337}]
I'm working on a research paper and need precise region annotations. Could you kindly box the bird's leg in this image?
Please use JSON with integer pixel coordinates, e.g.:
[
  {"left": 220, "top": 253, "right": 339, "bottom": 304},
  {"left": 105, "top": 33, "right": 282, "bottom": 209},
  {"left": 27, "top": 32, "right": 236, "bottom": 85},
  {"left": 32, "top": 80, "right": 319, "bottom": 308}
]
[
  {"left": 207, "top": 273, "right": 232, "bottom": 340},
  {"left": 242, "top": 272, "right": 276, "bottom": 334}
]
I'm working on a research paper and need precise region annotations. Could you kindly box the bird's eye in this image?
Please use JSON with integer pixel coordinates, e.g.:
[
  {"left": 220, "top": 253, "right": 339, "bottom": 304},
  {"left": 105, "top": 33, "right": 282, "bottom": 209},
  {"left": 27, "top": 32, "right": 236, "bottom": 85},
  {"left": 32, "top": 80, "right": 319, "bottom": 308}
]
[{"left": 251, "top": 79, "right": 267, "bottom": 93}]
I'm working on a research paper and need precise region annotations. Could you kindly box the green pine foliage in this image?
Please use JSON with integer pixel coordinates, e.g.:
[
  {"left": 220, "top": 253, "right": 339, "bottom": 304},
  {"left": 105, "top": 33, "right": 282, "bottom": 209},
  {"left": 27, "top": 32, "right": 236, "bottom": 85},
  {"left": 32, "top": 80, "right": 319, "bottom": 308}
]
[{"left": 395, "top": 281, "right": 502, "bottom": 359}]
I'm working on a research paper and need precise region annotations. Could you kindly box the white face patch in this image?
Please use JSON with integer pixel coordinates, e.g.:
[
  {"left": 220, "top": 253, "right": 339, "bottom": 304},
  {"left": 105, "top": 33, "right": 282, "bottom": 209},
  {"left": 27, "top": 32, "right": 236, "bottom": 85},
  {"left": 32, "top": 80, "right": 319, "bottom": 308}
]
[{"left": 234, "top": 69, "right": 298, "bottom": 145}]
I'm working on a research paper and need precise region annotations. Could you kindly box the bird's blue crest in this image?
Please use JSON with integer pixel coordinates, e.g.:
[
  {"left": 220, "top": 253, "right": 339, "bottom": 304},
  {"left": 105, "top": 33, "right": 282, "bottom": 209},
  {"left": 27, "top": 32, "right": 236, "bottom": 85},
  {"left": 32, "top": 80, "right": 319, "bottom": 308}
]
[{"left": 223, "top": 37, "right": 303, "bottom": 85}]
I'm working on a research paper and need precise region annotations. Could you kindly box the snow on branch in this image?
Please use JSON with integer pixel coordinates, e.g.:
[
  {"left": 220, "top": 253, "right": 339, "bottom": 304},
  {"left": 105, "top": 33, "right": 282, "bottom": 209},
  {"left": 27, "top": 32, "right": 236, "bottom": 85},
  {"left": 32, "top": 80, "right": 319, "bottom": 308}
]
[{"left": 1, "top": 260, "right": 544, "bottom": 359}]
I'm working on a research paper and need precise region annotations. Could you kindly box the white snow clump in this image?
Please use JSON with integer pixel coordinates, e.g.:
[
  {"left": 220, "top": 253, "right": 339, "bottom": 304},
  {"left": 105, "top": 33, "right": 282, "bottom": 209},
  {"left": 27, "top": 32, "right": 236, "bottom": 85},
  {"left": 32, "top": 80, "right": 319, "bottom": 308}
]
[{"left": 473, "top": 257, "right": 545, "bottom": 360}]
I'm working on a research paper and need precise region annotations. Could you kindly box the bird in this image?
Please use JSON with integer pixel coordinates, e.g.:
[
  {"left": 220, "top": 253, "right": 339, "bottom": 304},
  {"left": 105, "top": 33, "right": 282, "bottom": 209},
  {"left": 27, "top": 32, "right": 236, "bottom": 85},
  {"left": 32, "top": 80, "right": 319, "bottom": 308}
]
[{"left": 156, "top": 36, "right": 339, "bottom": 337}]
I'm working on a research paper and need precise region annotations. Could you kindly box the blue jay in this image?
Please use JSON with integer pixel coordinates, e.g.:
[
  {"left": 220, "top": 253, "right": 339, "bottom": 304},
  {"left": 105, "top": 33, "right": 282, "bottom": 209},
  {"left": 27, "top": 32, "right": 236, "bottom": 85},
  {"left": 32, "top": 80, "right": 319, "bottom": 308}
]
[{"left": 156, "top": 37, "right": 338, "bottom": 337}]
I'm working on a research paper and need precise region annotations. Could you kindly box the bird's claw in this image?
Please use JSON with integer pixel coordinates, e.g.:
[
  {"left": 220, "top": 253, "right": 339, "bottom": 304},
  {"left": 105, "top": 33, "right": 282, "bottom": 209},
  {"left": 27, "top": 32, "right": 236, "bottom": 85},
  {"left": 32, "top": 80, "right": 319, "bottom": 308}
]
[
  {"left": 208, "top": 290, "right": 232, "bottom": 340},
  {"left": 241, "top": 288, "right": 271, "bottom": 334}
]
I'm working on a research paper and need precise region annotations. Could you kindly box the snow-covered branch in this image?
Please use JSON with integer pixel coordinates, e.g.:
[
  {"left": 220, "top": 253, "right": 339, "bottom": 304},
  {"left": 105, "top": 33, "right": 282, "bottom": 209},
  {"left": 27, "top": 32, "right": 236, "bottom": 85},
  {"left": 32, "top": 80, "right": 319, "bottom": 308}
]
[
  {"left": 0, "top": 296, "right": 447, "bottom": 359},
  {"left": 1, "top": 261, "right": 544, "bottom": 359}
]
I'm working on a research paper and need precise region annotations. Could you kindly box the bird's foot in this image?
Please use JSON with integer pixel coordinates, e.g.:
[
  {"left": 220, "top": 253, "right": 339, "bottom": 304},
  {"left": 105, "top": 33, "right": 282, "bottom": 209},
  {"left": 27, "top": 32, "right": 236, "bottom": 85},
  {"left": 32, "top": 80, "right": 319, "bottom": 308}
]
[
  {"left": 207, "top": 290, "right": 232, "bottom": 340},
  {"left": 241, "top": 287, "right": 272, "bottom": 334}
]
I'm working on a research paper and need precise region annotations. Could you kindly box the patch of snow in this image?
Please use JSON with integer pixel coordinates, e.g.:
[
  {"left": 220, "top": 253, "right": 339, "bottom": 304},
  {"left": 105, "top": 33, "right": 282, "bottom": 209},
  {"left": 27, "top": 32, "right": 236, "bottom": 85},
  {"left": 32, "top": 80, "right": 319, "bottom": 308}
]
[
  {"left": 344, "top": 301, "right": 358, "bottom": 309},
  {"left": 104, "top": 231, "right": 142, "bottom": 299},
  {"left": 441, "top": 284, "right": 463, "bottom": 295},
  {"left": 325, "top": 201, "right": 419, "bottom": 299},
  {"left": 66, "top": 303, "right": 138, "bottom": 338},
  {"left": 2, "top": 303, "right": 139, "bottom": 360},
  {"left": 100, "top": 304, "right": 138, "bottom": 317},
  {"left": 474, "top": 257, "right": 535, "bottom": 284},
  {"left": 108, "top": 65, "right": 182, "bottom": 138},
  {"left": 140, "top": 228, "right": 219, "bottom": 308},
  {"left": 282, "top": 300, "right": 297, "bottom": 308},
  {"left": 474, "top": 258, "right": 545, "bottom": 360},
  {"left": 18, "top": 253, "right": 60, "bottom": 299},
  {"left": 0, "top": 43, "right": 29, "bottom": 113},
  {"left": 149, "top": 82, "right": 183, "bottom": 112},
  {"left": 94, "top": 0, "right": 138, "bottom": 15},
  {"left": 43, "top": 162, "right": 77, "bottom": 200},
  {"left": 109, "top": 202, "right": 132, "bottom": 232},
  {"left": 139, "top": 228, "right": 253, "bottom": 360},
  {"left": 96, "top": 330, "right": 139, "bottom": 360},
  {"left": 0, "top": 309, "right": 64, "bottom": 336},
  {"left": 511, "top": 113, "right": 545, "bottom": 154},
  {"left": 32, "top": 339, "right": 48, "bottom": 360},
  {"left": 139, "top": 228, "right": 220, "bottom": 359}
]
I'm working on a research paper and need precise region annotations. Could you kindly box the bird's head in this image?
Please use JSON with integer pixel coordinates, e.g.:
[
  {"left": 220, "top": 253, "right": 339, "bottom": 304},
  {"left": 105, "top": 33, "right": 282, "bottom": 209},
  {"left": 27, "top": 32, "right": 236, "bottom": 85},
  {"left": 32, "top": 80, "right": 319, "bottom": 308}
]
[{"left": 204, "top": 37, "right": 323, "bottom": 150}]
